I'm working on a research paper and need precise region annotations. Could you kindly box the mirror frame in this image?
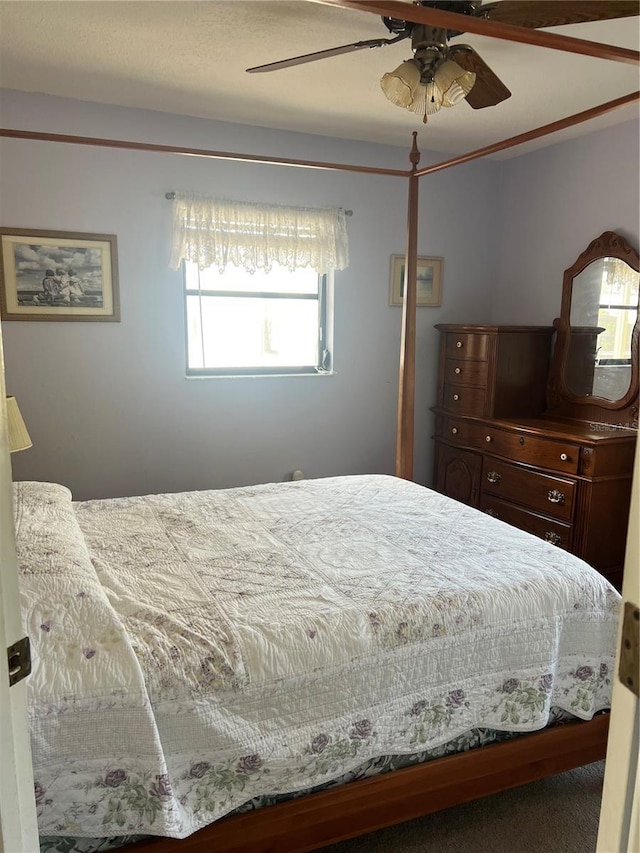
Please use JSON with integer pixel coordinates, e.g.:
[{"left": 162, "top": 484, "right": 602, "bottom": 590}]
[{"left": 547, "top": 230, "right": 639, "bottom": 427}]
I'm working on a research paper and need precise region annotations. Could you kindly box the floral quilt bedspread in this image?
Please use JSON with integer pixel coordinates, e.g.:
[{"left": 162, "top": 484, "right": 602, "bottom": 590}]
[{"left": 14, "top": 475, "right": 620, "bottom": 841}]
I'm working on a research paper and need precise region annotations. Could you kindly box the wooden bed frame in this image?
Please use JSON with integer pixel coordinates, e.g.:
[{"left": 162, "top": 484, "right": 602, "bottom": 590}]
[
  {"left": 3, "top": 2, "right": 635, "bottom": 851},
  {"left": 130, "top": 714, "right": 610, "bottom": 853}
]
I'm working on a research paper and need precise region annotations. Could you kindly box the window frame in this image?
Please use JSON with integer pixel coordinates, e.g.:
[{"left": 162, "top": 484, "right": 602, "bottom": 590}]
[
  {"left": 595, "top": 257, "right": 639, "bottom": 367},
  {"left": 596, "top": 303, "right": 637, "bottom": 366},
  {"left": 182, "top": 262, "right": 330, "bottom": 377}
]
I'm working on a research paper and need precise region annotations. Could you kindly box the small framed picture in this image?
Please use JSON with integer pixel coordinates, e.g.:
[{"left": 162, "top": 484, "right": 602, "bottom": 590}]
[
  {"left": 0, "top": 228, "right": 119, "bottom": 321},
  {"left": 389, "top": 254, "right": 443, "bottom": 307}
]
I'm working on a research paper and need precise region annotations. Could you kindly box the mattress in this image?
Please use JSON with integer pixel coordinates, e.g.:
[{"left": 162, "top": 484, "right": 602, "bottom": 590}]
[{"left": 13, "top": 475, "right": 619, "bottom": 843}]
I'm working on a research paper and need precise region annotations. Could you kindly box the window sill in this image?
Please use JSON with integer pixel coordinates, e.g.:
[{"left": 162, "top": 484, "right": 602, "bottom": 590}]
[{"left": 185, "top": 371, "right": 336, "bottom": 380}]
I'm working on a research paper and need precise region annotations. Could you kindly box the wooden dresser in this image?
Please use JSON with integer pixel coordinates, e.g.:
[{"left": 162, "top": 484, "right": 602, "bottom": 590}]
[{"left": 432, "top": 323, "right": 637, "bottom": 590}]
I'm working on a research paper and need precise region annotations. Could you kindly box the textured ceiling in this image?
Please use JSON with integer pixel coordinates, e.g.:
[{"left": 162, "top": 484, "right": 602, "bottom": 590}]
[{"left": 0, "top": 1, "right": 638, "bottom": 158}]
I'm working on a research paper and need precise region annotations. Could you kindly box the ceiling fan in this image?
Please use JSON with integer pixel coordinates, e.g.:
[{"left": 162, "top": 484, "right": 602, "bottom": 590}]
[{"left": 246, "top": 1, "right": 639, "bottom": 123}]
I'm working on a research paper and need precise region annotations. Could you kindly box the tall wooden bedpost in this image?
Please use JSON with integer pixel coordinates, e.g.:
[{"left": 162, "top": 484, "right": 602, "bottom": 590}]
[{"left": 395, "top": 132, "right": 420, "bottom": 480}]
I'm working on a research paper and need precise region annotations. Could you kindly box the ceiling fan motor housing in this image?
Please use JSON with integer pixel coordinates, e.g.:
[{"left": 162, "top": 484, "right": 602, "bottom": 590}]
[{"left": 412, "top": 26, "right": 449, "bottom": 52}]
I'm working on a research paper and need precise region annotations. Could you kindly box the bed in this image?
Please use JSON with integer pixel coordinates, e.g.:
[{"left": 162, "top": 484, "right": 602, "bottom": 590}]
[{"left": 13, "top": 474, "right": 619, "bottom": 852}]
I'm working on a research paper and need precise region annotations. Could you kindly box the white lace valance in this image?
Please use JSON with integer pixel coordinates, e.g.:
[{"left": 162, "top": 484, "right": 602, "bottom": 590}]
[{"left": 170, "top": 194, "right": 349, "bottom": 274}]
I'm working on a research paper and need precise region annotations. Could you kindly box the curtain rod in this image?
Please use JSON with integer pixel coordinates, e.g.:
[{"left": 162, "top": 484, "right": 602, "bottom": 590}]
[{"left": 164, "top": 191, "right": 353, "bottom": 215}]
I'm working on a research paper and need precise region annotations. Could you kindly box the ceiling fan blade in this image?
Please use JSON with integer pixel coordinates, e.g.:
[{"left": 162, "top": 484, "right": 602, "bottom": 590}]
[
  {"left": 449, "top": 45, "right": 511, "bottom": 109},
  {"left": 479, "top": 1, "right": 640, "bottom": 29},
  {"left": 246, "top": 35, "right": 407, "bottom": 73}
]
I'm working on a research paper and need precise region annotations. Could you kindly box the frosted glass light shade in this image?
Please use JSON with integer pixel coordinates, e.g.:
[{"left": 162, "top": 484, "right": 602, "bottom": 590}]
[
  {"left": 6, "top": 396, "right": 32, "bottom": 453},
  {"left": 413, "top": 80, "right": 444, "bottom": 115},
  {"left": 435, "top": 60, "right": 476, "bottom": 107},
  {"left": 381, "top": 56, "right": 476, "bottom": 122},
  {"left": 401, "top": 80, "right": 444, "bottom": 121},
  {"left": 380, "top": 60, "right": 422, "bottom": 108}
]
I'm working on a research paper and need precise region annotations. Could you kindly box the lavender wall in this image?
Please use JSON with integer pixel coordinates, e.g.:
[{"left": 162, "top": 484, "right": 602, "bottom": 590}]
[
  {"left": 0, "top": 91, "right": 499, "bottom": 499},
  {"left": 492, "top": 119, "right": 639, "bottom": 326},
  {"left": 2, "top": 93, "right": 636, "bottom": 501}
]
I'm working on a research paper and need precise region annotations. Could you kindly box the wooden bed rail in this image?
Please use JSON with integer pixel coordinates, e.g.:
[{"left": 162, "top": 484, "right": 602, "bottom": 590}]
[
  {"left": 130, "top": 714, "right": 609, "bottom": 853},
  {"left": 0, "top": 128, "right": 410, "bottom": 177},
  {"left": 318, "top": 1, "right": 640, "bottom": 65},
  {"left": 416, "top": 91, "right": 640, "bottom": 177}
]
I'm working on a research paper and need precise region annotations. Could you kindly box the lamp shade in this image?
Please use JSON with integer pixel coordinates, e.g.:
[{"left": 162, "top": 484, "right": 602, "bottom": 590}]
[
  {"left": 434, "top": 60, "right": 476, "bottom": 107},
  {"left": 380, "top": 60, "right": 422, "bottom": 108},
  {"left": 381, "top": 55, "right": 476, "bottom": 123},
  {"left": 406, "top": 80, "right": 444, "bottom": 118},
  {"left": 6, "top": 396, "right": 32, "bottom": 453}
]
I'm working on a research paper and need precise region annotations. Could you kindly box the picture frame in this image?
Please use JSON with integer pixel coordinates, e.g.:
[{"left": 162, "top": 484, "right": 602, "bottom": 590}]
[
  {"left": 389, "top": 254, "right": 443, "bottom": 307},
  {"left": 0, "top": 228, "right": 119, "bottom": 321}
]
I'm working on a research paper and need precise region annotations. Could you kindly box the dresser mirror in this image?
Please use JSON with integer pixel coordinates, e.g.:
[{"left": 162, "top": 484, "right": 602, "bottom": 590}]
[
  {"left": 547, "top": 231, "right": 640, "bottom": 425},
  {"left": 568, "top": 255, "right": 639, "bottom": 400}
]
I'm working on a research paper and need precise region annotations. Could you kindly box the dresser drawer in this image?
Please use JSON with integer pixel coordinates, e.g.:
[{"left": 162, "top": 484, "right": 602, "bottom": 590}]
[
  {"left": 440, "top": 416, "right": 479, "bottom": 443},
  {"left": 442, "top": 383, "right": 486, "bottom": 416},
  {"left": 442, "top": 417, "right": 580, "bottom": 475},
  {"left": 481, "top": 458, "right": 575, "bottom": 521},
  {"left": 443, "top": 358, "right": 489, "bottom": 387},
  {"left": 480, "top": 495, "right": 573, "bottom": 551},
  {"left": 444, "top": 332, "right": 489, "bottom": 361},
  {"left": 482, "top": 428, "right": 580, "bottom": 475}
]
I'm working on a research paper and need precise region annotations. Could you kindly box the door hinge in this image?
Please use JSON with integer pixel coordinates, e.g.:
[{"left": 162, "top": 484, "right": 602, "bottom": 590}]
[
  {"left": 7, "top": 636, "right": 31, "bottom": 687},
  {"left": 618, "top": 601, "right": 639, "bottom": 698}
]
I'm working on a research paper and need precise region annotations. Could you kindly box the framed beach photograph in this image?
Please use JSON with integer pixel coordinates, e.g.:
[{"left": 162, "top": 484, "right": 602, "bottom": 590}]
[
  {"left": 389, "top": 254, "right": 443, "bottom": 307},
  {"left": 0, "top": 228, "right": 119, "bottom": 321}
]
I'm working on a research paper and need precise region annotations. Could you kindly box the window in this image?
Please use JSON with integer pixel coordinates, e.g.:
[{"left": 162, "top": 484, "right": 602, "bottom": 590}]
[
  {"left": 596, "top": 258, "right": 639, "bottom": 365},
  {"left": 171, "top": 193, "right": 347, "bottom": 376},
  {"left": 184, "top": 261, "right": 331, "bottom": 376}
]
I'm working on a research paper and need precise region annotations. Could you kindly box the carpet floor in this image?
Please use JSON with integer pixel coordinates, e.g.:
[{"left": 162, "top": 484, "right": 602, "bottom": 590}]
[{"left": 319, "top": 761, "right": 605, "bottom": 853}]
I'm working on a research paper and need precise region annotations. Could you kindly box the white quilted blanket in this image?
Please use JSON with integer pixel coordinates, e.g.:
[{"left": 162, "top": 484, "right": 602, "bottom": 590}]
[{"left": 14, "top": 475, "right": 620, "bottom": 841}]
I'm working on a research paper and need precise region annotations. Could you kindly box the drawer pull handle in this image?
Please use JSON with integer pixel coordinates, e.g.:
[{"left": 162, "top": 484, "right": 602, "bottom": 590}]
[
  {"left": 451, "top": 427, "right": 458, "bottom": 435},
  {"left": 560, "top": 453, "right": 568, "bottom": 461},
  {"left": 545, "top": 532, "right": 562, "bottom": 546},
  {"left": 485, "top": 435, "right": 492, "bottom": 443},
  {"left": 456, "top": 341, "right": 463, "bottom": 348},
  {"left": 547, "top": 490, "right": 565, "bottom": 505},
  {"left": 486, "top": 471, "right": 501, "bottom": 485},
  {"left": 454, "top": 367, "right": 461, "bottom": 374},
  {"left": 453, "top": 394, "right": 459, "bottom": 401}
]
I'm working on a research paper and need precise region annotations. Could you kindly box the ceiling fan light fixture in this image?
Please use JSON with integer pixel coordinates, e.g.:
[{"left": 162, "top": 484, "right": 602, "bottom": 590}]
[
  {"left": 434, "top": 59, "right": 476, "bottom": 107},
  {"left": 409, "top": 80, "right": 443, "bottom": 117},
  {"left": 381, "top": 52, "right": 477, "bottom": 123},
  {"left": 380, "top": 59, "right": 422, "bottom": 109}
]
